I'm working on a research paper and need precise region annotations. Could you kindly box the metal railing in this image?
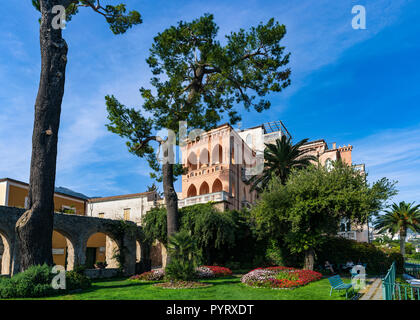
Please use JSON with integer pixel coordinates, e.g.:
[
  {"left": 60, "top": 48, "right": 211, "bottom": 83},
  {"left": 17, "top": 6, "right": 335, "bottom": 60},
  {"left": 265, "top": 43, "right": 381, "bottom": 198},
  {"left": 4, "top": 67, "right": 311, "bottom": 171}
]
[
  {"left": 382, "top": 261, "right": 420, "bottom": 300},
  {"left": 337, "top": 231, "right": 357, "bottom": 240},
  {"left": 178, "top": 191, "right": 230, "bottom": 208},
  {"left": 405, "top": 262, "right": 420, "bottom": 280}
]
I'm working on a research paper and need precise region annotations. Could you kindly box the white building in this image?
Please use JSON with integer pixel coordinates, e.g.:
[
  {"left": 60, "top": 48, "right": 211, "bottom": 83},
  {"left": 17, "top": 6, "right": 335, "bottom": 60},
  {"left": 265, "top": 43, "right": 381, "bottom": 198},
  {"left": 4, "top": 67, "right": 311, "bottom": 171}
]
[{"left": 87, "top": 191, "right": 160, "bottom": 225}]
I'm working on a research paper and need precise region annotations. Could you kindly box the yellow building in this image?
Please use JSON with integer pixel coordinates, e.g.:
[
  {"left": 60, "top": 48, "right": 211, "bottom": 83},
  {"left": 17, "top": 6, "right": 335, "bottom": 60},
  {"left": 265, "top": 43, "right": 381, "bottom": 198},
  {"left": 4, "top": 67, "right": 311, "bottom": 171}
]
[{"left": 0, "top": 178, "right": 106, "bottom": 268}]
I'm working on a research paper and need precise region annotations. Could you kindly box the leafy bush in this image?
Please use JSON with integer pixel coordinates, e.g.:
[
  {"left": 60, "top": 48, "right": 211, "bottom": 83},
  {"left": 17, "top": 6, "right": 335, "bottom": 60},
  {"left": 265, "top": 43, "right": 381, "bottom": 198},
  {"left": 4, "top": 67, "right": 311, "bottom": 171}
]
[
  {"left": 0, "top": 264, "right": 54, "bottom": 298},
  {"left": 66, "top": 271, "right": 92, "bottom": 291},
  {"left": 388, "top": 252, "right": 404, "bottom": 273},
  {"left": 316, "top": 237, "right": 403, "bottom": 274},
  {"left": 142, "top": 205, "right": 264, "bottom": 268},
  {"left": 0, "top": 264, "right": 92, "bottom": 298},
  {"left": 165, "top": 231, "right": 201, "bottom": 281}
]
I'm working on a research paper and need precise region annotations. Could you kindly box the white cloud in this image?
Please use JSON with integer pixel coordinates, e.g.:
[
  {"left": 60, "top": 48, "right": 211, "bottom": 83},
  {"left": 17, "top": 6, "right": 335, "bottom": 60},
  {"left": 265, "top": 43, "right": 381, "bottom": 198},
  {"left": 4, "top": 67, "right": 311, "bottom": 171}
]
[{"left": 352, "top": 125, "right": 420, "bottom": 204}]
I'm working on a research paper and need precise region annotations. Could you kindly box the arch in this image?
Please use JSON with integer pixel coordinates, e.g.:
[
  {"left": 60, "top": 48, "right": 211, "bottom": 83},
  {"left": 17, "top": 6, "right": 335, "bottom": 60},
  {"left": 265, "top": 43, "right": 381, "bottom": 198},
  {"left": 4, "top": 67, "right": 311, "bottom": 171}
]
[
  {"left": 199, "top": 181, "right": 210, "bottom": 195},
  {"left": 212, "top": 179, "right": 223, "bottom": 193},
  {"left": 52, "top": 229, "right": 76, "bottom": 271},
  {"left": 211, "top": 144, "right": 223, "bottom": 164},
  {"left": 231, "top": 145, "right": 235, "bottom": 164},
  {"left": 246, "top": 134, "right": 252, "bottom": 146},
  {"left": 187, "top": 184, "right": 197, "bottom": 197},
  {"left": 187, "top": 152, "right": 198, "bottom": 170},
  {"left": 85, "top": 232, "right": 119, "bottom": 269},
  {"left": 0, "top": 230, "right": 11, "bottom": 275},
  {"left": 199, "top": 148, "right": 210, "bottom": 167},
  {"left": 136, "top": 240, "right": 142, "bottom": 263}
]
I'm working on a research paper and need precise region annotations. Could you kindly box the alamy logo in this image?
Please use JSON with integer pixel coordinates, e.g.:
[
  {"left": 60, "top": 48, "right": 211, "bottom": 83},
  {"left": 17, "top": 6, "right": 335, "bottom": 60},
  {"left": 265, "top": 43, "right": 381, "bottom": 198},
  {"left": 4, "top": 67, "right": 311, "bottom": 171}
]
[
  {"left": 51, "top": 265, "right": 66, "bottom": 290},
  {"left": 352, "top": 5, "right": 366, "bottom": 30},
  {"left": 52, "top": 5, "right": 66, "bottom": 30}
]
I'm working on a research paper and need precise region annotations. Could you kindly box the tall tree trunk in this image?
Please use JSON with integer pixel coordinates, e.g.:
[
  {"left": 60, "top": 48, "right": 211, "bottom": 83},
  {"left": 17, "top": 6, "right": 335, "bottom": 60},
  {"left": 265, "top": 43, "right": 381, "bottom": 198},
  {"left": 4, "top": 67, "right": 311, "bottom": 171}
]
[
  {"left": 400, "top": 229, "right": 406, "bottom": 258},
  {"left": 15, "top": 0, "right": 68, "bottom": 271},
  {"left": 304, "top": 248, "right": 315, "bottom": 270},
  {"left": 163, "top": 162, "right": 179, "bottom": 238}
]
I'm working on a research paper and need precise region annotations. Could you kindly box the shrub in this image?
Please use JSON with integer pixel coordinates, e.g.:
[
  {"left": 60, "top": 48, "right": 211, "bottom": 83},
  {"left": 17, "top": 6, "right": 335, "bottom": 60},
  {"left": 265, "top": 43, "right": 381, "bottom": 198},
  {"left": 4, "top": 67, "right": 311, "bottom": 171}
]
[
  {"left": 130, "top": 269, "right": 165, "bottom": 281},
  {"left": 316, "top": 237, "right": 391, "bottom": 274},
  {"left": 165, "top": 231, "right": 201, "bottom": 281},
  {"left": 388, "top": 252, "right": 404, "bottom": 273},
  {"left": 66, "top": 271, "right": 92, "bottom": 291},
  {"left": 0, "top": 264, "right": 54, "bottom": 298}
]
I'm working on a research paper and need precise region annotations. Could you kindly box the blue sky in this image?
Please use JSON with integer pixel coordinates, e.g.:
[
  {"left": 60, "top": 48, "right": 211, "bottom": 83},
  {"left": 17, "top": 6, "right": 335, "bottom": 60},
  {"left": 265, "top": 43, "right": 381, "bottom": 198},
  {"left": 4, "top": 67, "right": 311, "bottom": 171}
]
[{"left": 0, "top": 0, "right": 419, "bottom": 204}]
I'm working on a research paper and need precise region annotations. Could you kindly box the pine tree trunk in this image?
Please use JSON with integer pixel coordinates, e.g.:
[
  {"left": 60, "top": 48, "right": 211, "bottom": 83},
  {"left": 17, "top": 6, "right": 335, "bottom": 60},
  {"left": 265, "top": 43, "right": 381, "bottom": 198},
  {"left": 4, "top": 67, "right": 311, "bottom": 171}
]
[
  {"left": 163, "top": 162, "right": 179, "bottom": 238},
  {"left": 15, "top": 0, "right": 68, "bottom": 271},
  {"left": 304, "top": 248, "right": 315, "bottom": 270}
]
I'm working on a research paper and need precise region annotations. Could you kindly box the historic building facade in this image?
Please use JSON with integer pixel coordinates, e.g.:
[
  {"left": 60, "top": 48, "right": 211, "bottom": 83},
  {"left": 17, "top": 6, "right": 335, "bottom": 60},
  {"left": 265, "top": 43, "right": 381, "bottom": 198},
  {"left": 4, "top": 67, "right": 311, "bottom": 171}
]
[{"left": 179, "top": 123, "right": 259, "bottom": 211}]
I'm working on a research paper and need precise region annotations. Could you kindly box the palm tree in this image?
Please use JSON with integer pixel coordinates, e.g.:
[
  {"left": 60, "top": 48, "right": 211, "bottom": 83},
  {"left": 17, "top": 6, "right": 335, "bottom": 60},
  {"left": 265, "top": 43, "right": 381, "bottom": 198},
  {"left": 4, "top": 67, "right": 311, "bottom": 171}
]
[
  {"left": 374, "top": 202, "right": 420, "bottom": 256},
  {"left": 249, "top": 135, "right": 317, "bottom": 190}
]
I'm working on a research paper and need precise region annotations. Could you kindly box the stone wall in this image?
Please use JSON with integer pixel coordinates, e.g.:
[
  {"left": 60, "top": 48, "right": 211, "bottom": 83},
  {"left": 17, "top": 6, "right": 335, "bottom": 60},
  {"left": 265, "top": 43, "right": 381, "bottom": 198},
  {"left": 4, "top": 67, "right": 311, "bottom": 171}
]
[{"left": 0, "top": 205, "right": 148, "bottom": 277}]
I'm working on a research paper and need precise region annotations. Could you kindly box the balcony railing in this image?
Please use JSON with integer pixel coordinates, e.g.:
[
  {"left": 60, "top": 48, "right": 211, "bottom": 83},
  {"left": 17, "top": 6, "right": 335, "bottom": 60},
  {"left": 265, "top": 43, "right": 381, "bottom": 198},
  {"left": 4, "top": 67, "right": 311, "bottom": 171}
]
[
  {"left": 337, "top": 231, "right": 357, "bottom": 240},
  {"left": 178, "top": 191, "right": 230, "bottom": 208}
]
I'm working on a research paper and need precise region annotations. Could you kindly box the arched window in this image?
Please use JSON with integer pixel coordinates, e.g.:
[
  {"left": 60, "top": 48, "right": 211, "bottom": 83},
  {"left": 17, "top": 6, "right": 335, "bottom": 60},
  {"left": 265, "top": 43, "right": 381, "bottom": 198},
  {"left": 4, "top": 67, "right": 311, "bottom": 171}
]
[
  {"left": 212, "top": 179, "right": 223, "bottom": 193},
  {"left": 199, "top": 148, "right": 210, "bottom": 167},
  {"left": 246, "top": 134, "right": 252, "bottom": 146},
  {"left": 212, "top": 144, "right": 223, "bottom": 164},
  {"left": 187, "top": 152, "right": 198, "bottom": 170},
  {"left": 199, "top": 182, "right": 210, "bottom": 195},
  {"left": 187, "top": 184, "right": 197, "bottom": 197}
]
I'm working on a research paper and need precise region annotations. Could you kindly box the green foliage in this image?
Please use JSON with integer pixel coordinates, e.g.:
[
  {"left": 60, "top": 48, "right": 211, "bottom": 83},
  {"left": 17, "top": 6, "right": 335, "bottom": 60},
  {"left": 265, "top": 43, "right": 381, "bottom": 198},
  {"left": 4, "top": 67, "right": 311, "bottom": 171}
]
[
  {"left": 0, "top": 264, "right": 54, "bottom": 298},
  {"left": 374, "top": 201, "right": 420, "bottom": 255},
  {"left": 142, "top": 206, "right": 168, "bottom": 244},
  {"left": 66, "top": 271, "right": 92, "bottom": 291},
  {"left": 142, "top": 204, "right": 262, "bottom": 266},
  {"left": 252, "top": 162, "right": 397, "bottom": 260},
  {"left": 0, "top": 264, "right": 93, "bottom": 298},
  {"left": 105, "top": 14, "right": 291, "bottom": 181},
  {"left": 180, "top": 203, "right": 236, "bottom": 261},
  {"left": 32, "top": 0, "right": 142, "bottom": 35},
  {"left": 165, "top": 231, "right": 201, "bottom": 281},
  {"left": 388, "top": 252, "right": 405, "bottom": 274},
  {"left": 249, "top": 136, "right": 316, "bottom": 190}
]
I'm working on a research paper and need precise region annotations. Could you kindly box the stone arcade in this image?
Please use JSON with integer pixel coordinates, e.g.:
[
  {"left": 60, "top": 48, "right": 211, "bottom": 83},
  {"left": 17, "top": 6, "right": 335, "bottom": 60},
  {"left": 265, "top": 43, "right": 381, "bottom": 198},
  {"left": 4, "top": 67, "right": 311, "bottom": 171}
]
[{"left": 0, "top": 206, "right": 147, "bottom": 277}]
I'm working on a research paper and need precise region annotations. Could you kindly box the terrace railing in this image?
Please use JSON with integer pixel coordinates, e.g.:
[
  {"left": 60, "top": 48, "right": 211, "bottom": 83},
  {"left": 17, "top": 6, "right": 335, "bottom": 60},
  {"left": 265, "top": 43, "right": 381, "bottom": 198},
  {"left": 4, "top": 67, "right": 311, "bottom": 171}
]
[
  {"left": 382, "top": 261, "right": 420, "bottom": 300},
  {"left": 405, "top": 262, "right": 420, "bottom": 280}
]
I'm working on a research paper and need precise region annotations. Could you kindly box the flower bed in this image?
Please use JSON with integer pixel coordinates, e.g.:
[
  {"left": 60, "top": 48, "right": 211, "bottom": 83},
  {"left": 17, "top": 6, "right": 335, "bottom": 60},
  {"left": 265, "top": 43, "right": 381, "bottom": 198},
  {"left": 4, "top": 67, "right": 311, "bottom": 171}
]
[
  {"left": 241, "top": 266, "right": 322, "bottom": 289},
  {"left": 130, "top": 268, "right": 165, "bottom": 281},
  {"left": 129, "top": 266, "right": 232, "bottom": 282},
  {"left": 196, "top": 266, "right": 233, "bottom": 279}
]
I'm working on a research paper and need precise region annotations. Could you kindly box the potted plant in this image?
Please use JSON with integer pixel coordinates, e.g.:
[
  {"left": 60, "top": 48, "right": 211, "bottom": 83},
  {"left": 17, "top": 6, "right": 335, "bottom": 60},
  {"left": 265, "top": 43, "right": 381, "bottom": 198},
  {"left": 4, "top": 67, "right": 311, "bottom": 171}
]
[{"left": 94, "top": 261, "right": 108, "bottom": 269}]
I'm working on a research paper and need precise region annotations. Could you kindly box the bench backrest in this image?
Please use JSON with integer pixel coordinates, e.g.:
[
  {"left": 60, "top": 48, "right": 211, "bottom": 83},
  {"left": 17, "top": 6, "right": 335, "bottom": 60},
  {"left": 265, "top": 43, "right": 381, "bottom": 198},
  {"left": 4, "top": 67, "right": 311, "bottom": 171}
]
[{"left": 328, "top": 275, "right": 344, "bottom": 287}]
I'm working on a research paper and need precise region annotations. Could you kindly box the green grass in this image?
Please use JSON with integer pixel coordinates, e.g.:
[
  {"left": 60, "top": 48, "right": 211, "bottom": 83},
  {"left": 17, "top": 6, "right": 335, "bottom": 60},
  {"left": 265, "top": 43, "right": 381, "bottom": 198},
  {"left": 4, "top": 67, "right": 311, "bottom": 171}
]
[{"left": 35, "top": 275, "right": 352, "bottom": 300}]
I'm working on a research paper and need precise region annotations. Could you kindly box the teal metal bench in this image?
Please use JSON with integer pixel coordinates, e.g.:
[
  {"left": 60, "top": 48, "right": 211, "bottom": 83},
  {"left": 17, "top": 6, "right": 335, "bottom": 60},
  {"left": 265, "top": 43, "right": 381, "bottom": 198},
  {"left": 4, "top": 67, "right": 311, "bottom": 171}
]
[{"left": 328, "top": 275, "right": 353, "bottom": 299}]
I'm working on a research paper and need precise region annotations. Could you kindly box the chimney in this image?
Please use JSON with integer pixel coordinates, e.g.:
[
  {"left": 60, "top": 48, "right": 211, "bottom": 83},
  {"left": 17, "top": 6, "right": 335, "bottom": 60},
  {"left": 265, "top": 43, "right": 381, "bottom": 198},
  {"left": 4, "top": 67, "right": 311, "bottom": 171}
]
[{"left": 332, "top": 142, "right": 337, "bottom": 149}]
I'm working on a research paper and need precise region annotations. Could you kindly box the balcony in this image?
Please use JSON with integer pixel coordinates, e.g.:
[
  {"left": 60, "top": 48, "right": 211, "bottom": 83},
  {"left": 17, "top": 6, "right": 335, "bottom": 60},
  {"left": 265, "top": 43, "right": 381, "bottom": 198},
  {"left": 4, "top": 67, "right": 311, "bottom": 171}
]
[
  {"left": 337, "top": 231, "right": 357, "bottom": 240},
  {"left": 178, "top": 191, "right": 230, "bottom": 208}
]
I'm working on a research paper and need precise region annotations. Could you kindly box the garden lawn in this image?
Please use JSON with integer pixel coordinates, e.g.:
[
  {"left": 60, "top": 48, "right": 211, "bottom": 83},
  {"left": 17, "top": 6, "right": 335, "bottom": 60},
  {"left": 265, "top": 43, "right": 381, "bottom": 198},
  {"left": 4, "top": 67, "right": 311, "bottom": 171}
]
[{"left": 37, "top": 275, "right": 352, "bottom": 300}]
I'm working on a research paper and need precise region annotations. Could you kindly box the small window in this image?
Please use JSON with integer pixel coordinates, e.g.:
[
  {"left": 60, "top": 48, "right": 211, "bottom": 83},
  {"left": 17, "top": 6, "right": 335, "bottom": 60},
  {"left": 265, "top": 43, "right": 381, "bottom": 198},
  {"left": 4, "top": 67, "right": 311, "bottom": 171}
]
[
  {"left": 124, "top": 208, "right": 131, "bottom": 221},
  {"left": 98, "top": 212, "right": 105, "bottom": 218}
]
